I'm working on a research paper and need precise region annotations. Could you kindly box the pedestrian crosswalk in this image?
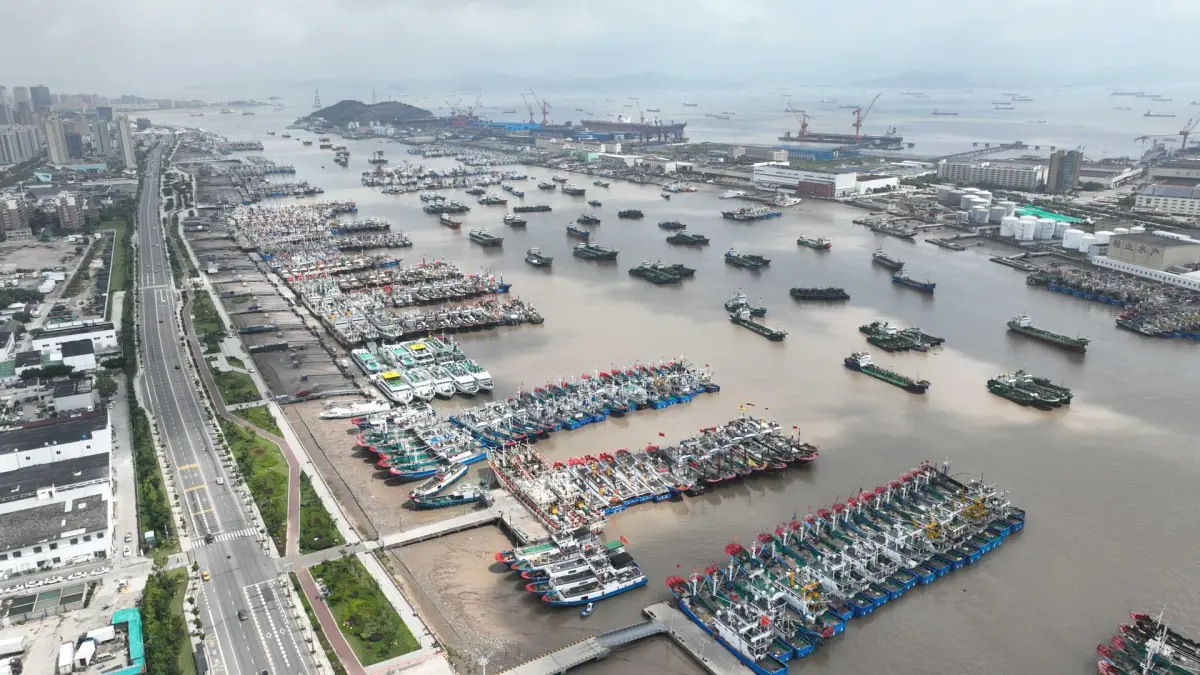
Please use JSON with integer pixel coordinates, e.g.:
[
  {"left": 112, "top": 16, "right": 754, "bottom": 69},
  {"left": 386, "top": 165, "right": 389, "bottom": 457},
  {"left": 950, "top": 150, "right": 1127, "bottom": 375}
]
[{"left": 203, "top": 528, "right": 258, "bottom": 545}]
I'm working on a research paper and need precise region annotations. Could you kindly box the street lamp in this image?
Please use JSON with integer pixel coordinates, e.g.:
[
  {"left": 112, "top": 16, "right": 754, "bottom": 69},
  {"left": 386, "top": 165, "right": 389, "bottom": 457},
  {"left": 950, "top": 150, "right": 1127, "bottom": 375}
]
[{"left": 478, "top": 656, "right": 488, "bottom": 675}]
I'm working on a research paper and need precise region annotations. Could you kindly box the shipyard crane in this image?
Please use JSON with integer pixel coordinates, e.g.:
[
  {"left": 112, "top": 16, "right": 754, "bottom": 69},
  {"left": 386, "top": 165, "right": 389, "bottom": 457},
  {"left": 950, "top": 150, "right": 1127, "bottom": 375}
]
[
  {"left": 635, "top": 100, "right": 645, "bottom": 124},
  {"left": 466, "top": 93, "right": 482, "bottom": 118},
  {"left": 1180, "top": 116, "right": 1200, "bottom": 150},
  {"left": 529, "top": 88, "right": 551, "bottom": 125},
  {"left": 444, "top": 98, "right": 462, "bottom": 116},
  {"left": 852, "top": 93, "right": 881, "bottom": 140},
  {"left": 520, "top": 93, "right": 536, "bottom": 124},
  {"left": 792, "top": 111, "right": 811, "bottom": 137}
]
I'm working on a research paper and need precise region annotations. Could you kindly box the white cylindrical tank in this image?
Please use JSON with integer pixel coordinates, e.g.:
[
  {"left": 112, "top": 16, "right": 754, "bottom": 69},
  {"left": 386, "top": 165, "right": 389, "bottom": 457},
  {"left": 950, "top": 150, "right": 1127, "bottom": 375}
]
[
  {"left": 1039, "top": 218, "right": 1056, "bottom": 240},
  {"left": 976, "top": 190, "right": 993, "bottom": 203},
  {"left": 1113, "top": 227, "right": 1130, "bottom": 234},
  {"left": 956, "top": 210, "right": 969, "bottom": 224},
  {"left": 1130, "top": 225, "right": 1146, "bottom": 233},
  {"left": 989, "top": 206, "right": 1006, "bottom": 223},
  {"left": 1000, "top": 216, "right": 1018, "bottom": 237},
  {"left": 1021, "top": 221, "right": 1038, "bottom": 241},
  {"left": 959, "top": 194, "right": 976, "bottom": 209},
  {"left": 1094, "top": 230, "right": 1113, "bottom": 245},
  {"left": 999, "top": 200, "right": 1017, "bottom": 216},
  {"left": 1020, "top": 214, "right": 1037, "bottom": 223},
  {"left": 1062, "top": 228, "right": 1084, "bottom": 249},
  {"left": 971, "top": 206, "right": 989, "bottom": 223},
  {"left": 1078, "top": 233, "right": 1096, "bottom": 252},
  {"left": 937, "top": 186, "right": 952, "bottom": 204},
  {"left": 1053, "top": 222, "right": 1069, "bottom": 238},
  {"left": 963, "top": 187, "right": 980, "bottom": 194},
  {"left": 949, "top": 189, "right": 965, "bottom": 206}
]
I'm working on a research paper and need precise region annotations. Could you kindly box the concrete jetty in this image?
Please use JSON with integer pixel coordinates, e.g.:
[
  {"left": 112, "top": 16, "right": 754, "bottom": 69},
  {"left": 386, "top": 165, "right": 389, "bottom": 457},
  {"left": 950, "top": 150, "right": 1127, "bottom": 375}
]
[
  {"left": 377, "top": 489, "right": 549, "bottom": 549},
  {"left": 642, "top": 601, "right": 746, "bottom": 675}
]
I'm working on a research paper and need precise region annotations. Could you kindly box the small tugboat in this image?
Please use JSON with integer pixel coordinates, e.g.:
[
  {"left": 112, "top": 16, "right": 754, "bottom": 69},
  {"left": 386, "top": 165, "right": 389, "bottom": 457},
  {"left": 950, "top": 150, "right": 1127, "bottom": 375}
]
[
  {"left": 593, "top": 180, "right": 611, "bottom": 187},
  {"left": 872, "top": 248, "right": 905, "bottom": 270},
  {"left": 730, "top": 308, "right": 787, "bottom": 341},
  {"left": 1006, "top": 315, "right": 1089, "bottom": 353},
  {"left": 503, "top": 213, "right": 527, "bottom": 227},
  {"left": 577, "top": 213, "right": 601, "bottom": 225},
  {"left": 573, "top": 242, "right": 619, "bottom": 261},
  {"left": 658, "top": 220, "right": 687, "bottom": 230},
  {"left": 469, "top": 228, "right": 504, "bottom": 247},
  {"left": 588, "top": 200, "right": 602, "bottom": 207},
  {"left": 562, "top": 184, "right": 586, "bottom": 196},
  {"left": 566, "top": 225, "right": 591, "bottom": 240},
  {"left": 617, "top": 209, "right": 644, "bottom": 219},
  {"left": 725, "top": 292, "right": 766, "bottom": 316},
  {"left": 844, "top": 351, "right": 929, "bottom": 394},
  {"left": 987, "top": 370, "right": 1072, "bottom": 409},
  {"left": 724, "top": 248, "right": 764, "bottom": 270},
  {"left": 538, "top": 181, "right": 558, "bottom": 190},
  {"left": 439, "top": 213, "right": 462, "bottom": 229},
  {"left": 891, "top": 270, "right": 936, "bottom": 293},
  {"left": 790, "top": 287, "right": 850, "bottom": 301},
  {"left": 478, "top": 194, "right": 508, "bottom": 206},
  {"left": 525, "top": 247, "right": 553, "bottom": 268},
  {"left": 666, "top": 231, "right": 710, "bottom": 246},
  {"left": 797, "top": 235, "right": 833, "bottom": 250}
]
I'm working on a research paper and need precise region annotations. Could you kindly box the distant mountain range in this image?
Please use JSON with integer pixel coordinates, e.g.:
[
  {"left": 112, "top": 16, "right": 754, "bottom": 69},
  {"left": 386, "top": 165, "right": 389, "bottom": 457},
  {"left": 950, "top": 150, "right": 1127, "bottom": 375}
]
[{"left": 306, "top": 99, "right": 433, "bottom": 125}]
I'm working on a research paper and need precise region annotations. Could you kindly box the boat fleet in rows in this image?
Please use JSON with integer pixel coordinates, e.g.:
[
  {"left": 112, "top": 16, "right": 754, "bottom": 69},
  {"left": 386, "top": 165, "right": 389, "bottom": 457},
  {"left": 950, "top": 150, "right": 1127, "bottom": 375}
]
[
  {"left": 348, "top": 336, "right": 495, "bottom": 401},
  {"left": 667, "top": 461, "right": 1025, "bottom": 674}
]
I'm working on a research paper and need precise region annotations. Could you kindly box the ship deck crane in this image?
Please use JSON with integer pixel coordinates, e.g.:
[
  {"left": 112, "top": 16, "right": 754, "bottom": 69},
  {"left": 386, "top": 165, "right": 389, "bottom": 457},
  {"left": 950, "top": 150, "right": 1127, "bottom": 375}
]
[
  {"left": 853, "top": 93, "right": 881, "bottom": 140},
  {"left": 529, "top": 88, "right": 551, "bottom": 125}
]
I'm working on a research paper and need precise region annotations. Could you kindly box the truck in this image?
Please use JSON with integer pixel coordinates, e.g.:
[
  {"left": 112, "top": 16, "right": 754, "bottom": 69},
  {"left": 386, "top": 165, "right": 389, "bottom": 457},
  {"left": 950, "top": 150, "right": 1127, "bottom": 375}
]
[{"left": 0, "top": 635, "right": 24, "bottom": 658}]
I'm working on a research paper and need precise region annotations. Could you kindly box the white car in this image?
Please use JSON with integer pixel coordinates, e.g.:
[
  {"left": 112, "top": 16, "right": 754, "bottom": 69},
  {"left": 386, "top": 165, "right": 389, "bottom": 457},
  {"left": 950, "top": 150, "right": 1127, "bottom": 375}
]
[
  {"left": 44, "top": 575, "right": 64, "bottom": 585},
  {"left": 122, "top": 546, "right": 131, "bottom": 557},
  {"left": 91, "top": 568, "right": 107, "bottom": 576},
  {"left": 26, "top": 580, "right": 42, "bottom": 589},
  {"left": 8, "top": 584, "right": 24, "bottom": 594},
  {"left": 216, "top": 477, "right": 224, "bottom": 485}
]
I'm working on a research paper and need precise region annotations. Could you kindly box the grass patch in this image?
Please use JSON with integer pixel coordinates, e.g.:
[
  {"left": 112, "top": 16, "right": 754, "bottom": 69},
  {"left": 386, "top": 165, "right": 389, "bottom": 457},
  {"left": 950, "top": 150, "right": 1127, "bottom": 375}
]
[
  {"left": 290, "top": 573, "right": 349, "bottom": 675},
  {"left": 309, "top": 557, "right": 419, "bottom": 665},
  {"left": 233, "top": 405, "right": 280, "bottom": 435},
  {"left": 166, "top": 568, "right": 198, "bottom": 675},
  {"left": 219, "top": 420, "right": 289, "bottom": 553},
  {"left": 106, "top": 219, "right": 131, "bottom": 307},
  {"left": 299, "top": 473, "right": 345, "bottom": 554},
  {"left": 192, "top": 292, "right": 225, "bottom": 354},
  {"left": 143, "top": 567, "right": 189, "bottom": 675},
  {"left": 226, "top": 355, "right": 245, "bottom": 370},
  {"left": 130, "top": 400, "right": 177, "bottom": 552},
  {"left": 211, "top": 368, "right": 260, "bottom": 406}
]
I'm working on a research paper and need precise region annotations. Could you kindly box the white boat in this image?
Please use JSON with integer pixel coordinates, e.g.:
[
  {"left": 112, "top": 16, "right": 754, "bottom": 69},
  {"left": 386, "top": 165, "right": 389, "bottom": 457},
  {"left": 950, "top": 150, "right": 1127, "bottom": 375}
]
[
  {"left": 409, "top": 462, "right": 468, "bottom": 500},
  {"left": 403, "top": 341, "right": 436, "bottom": 365},
  {"left": 442, "top": 361, "right": 481, "bottom": 394},
  {"left": 719, "top": 189, "right": 747, "bottom": 199},
  {"left": 427, "top": 366, "right": 457, "bottom": 399},
  {"left": 351, "top": 348, "right": 385, "bottom": 375},
  {"left": 768, "top": 194, "right": 802, "bottom": 207},
  {"left": 542, "top": 563, "right": 648, "bottom": 606},
  {"left": 402, "top": 368, "right": 437, "bottom": 401},
  {"left": 319, "top": 399, "right": 392, "bottom": 420},
  {"left": 441, "top": 439, "right": 487, "bottom": 465},
  {"left": 463, "top": 360, "right": 493, "bottom": 391},
  {"left": 374, "top": 371, "right": 415, "bottom": 404}
]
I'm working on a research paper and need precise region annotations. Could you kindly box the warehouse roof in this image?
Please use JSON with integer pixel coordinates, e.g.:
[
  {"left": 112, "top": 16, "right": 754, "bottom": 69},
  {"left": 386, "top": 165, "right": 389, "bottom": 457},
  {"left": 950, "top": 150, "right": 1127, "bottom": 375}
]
[
  {"left": 1140, "top": 184, "right": 1200, "bottom": 199},
  {"left": 0, "top": 497, "right": 109, "bottom": 552},
  {"left": 0, "top": 452, "right": 110, "bottom": 504},
  {"left": 0, "top": 411, "right": 108, "bottom": 455},
  {"left": 59, "top": 339, "right": 94, "bottom": 357},
  {"left": 14, "top": 351, "right": 41, "bottom": 368},
  {"left": 1111, "top": 232, "right": 1200, "bottom": 248}
]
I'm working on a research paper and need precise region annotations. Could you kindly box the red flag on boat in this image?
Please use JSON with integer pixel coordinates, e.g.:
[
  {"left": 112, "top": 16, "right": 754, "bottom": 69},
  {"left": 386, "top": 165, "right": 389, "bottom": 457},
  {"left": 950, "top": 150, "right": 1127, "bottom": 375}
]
[
  {"left": 792, "top": 425, "right": 798, "bottom": 429},
  {"left": 658, "top": 432, "right": 666, "bottom": 437},
  {"left": 619, "top": 535, "right": 629, "bottom": 545},
  {"left": 760, "top": 615, "right": 771, "bottom": 627}
]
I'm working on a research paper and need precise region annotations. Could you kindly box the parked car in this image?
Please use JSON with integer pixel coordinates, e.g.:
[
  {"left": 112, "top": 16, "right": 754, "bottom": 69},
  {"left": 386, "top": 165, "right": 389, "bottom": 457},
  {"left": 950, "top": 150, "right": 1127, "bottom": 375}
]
[{"left": 122, "top": 546, "right": 131, "bottom": 557}]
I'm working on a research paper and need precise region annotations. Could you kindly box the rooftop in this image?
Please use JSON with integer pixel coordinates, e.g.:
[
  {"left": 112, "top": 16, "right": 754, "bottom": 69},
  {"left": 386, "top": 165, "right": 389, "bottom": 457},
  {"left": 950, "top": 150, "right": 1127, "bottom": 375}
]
[
  {"left": 53, "top": 378, "right": 93, "bottom": 398},
  {"left": 60, "top": 339, "right": 94, "bottom": 357},
  {"left": 31, "top": 321, "right": 113, "bottom": 340},
  {"left": 0, "top": 497, "right": 109, "bottom": 552},
  {"left": 0, "top": 452, "right": 109, "bottom": 505},
  {"left": 1111, "top": 232, "right": 1200, "bottom": 248},
  {"left": 1140, "top": 184, "right": 1200, "bottom": 199},
  {"left": 0, "top": 410, "right": 108, "bottom": 455}
]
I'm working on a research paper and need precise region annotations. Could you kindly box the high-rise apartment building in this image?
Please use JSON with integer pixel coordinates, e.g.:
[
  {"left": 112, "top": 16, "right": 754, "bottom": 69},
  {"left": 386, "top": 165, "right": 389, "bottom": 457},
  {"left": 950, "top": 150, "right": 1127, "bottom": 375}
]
[
  {"left": 1046, "top": 149, "right": 1082, "bottom": 194},
  {"left": 40, "top": 115, "right": 69, "bottom": 164},
  {"left": 30, "top": 85, "right": 52, "bottom": 112},
  {"left": 96, "top": 106, "right": 113, "bottom": 121},
  {"left": 0, "top": 125, "right": 40, "bottom": 164},
  {"left": 65, "top": 132, "right": 83, "bottom": 159},
  {"left": 91, "top": 120, "right": 113, "bottom": 157},
  {"left": 12, "top": 87, "right": 29, "bottom": 105},
  {"left": 55, "top": 192, "right": 84, "bottom": 230},
  {"left": 117, "top": 115, "right": 136, "bottom": 168}
]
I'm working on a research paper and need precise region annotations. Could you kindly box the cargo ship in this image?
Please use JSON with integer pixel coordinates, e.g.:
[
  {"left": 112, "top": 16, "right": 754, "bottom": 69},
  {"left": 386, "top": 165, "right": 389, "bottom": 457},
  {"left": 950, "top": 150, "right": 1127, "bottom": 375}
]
[
  {"left": 725, "top": 248, "right": 765, "bottom": 270},
  {"left": 469, "top": 229, "right": 503, "bottom": 247},
  {"left": 1006, "top": 315, "right": 1088, "bottom": 352},
  {"left": 658, "top": 220, "right": 687, "bottom": 230},
  {"left": 891, "top": 270, "right": 936, "bottom": 293},
  {"left": 478, "top": 194, "right": 508, "bottom": 206},
  {"left": 778, "top": 129, "right": 905, "bottom": 148},
  {"left": 843, "top": 351, "right": 929, "bottom": 393},
  {"left": 871, "top": 248, "right": 905, "bottom": 270},
  {"left": 512, "top": 204, "right": 552, "bottom": 213},
  {"left": 790, "top": 287, "right": 850, "bottom": 301},
  {"left": 524, "top": 247, "right": 553, "bottom": 268},
  {"left": 859, "top": 321, "right": 944, "bottom": 352},
  {"left": 666, "top": 231, "right": 710, "bottom": 246},
  {"left": 730, "top": 308, "right": 786, "bottom": 341},
  {"left": 573, "top": 242, "right": 619, "bottom": 261},
  {"left": 987, "top": 370, "right": 1073, "bottom": 409},
  {"left": 503, "top": 213, "right": 527, "bottom": 227},
  {"left": 566, "top": 225, "right": 591, "bottom": 240},
  {"left": 629, "top": 261, "right": 685, "bottom": 285},
  {"left": 562, "top": 184, "right": 586, "bottom": 196},
  {"left": 725, "top": 292, "right": 766, "bottom": 317},
  {"left": 439, "top": 213, "right": 462, "bottom": 229},
  {"left": 617, "top": 209, "right": 644, "bottom": 219},
  {"left": 796, "top": 235, "right": 832, "bottom": 250},
  {"left": 721, "top": 207, "right": 782, "bottom": 221},
  {"left": 576, "top": 213, "right": 600, "bottom": 225}
]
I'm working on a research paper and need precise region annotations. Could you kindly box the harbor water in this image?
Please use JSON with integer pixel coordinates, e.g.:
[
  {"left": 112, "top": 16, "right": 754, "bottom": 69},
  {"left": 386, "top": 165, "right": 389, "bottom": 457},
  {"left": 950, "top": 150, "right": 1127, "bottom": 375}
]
[{"left": 164, "top": 108, "right": 1200, "bottom": 674}]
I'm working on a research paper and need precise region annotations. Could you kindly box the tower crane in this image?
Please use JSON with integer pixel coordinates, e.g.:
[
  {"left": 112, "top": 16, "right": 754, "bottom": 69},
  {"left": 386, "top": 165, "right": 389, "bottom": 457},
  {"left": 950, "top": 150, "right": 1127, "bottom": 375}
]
[
  {"left": 636, "top": 100, "right": 644, "bottom": 124},
  {"left": 1180, "top": 116, "right": 1200, "bottom": 150},
  {"left": 792, "top": 111, "right": 811, "bottom": 137},
  {"left": 521, "top": 93, "right": 535, "bottom": 124},
  {"left": 852, "top": 93, "right": 881, "bottom": 140},
  {"left": 529, "top": 88, "right": 551, "bottom": 125},
  {"left": 466, "top": 93, "right": 482, "bottom": 118}
]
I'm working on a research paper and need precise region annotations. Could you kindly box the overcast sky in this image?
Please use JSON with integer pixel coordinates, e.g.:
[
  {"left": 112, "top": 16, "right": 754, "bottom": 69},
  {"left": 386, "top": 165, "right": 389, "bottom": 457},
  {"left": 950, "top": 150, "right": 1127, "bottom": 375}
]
[{"left": 5, "top": 0, "right": 1199, "bottom": 96}]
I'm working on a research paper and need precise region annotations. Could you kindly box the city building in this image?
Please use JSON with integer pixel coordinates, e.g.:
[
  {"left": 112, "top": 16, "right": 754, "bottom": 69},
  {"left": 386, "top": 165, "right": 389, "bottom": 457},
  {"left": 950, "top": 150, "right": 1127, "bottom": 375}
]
[
  {"left": 40, "top": 115, "right": 69, "bottom": 165},
  {"left": 30, "top": 321, "right": 118, "bottom": 353},
  {"left": 29, "top": 85, "right": 51, "bottom": 113},
  {"left": 54, "top": 191, "right": 84, "bottom": 230},
  {"left": 0, "top": 86, "right": 6, "bottom": 105},
  {"left": 937, "top": 160, "right": 1046, "bottom": 190},
  {"left": 1046, "top": 149, "right": 1082, "bottom": 194},
  {"left": 116, "top": 116, "right": 135, "bottom": 168},
  {"left": 752, "top": 164, "right": 862, "bottom": 198},
  {"left": 64, "top": 132, "right": 83, "bottom": 159},
  {"left": 1147, "top": 159, "right": 1200, "bottom": 181},
  {"left": 1, "top": 197, "right": 32, "bottom": 238},
  {"left": 0, "top": 411, "right": 113, "bottom": 575},
  {"left": 0, "top": 125, "right": 39, "bottom": 164},
  {"left": 53, "top": 379, "right": 98, "bottom": 411},
  {"left": 0, "top": 103, "right": 10, "bottom": 126},
  {"left": 91, "top": 120, "right": 113, "bottom": 156},
  {"left": 1077, "top": 164, "right": 1143, "bottom": 189},
  {"left": 1134, "top": 184, "right": 1200, "bottom": 216},
  {"left": 95, "top": 106, "right": 113, "bottom": 122},
  {"left": 11, "top": 87, "right": 29, "bottom": 107},
  {"left": 1103, "top": 231, "right": 1200, "bottom": 271}
]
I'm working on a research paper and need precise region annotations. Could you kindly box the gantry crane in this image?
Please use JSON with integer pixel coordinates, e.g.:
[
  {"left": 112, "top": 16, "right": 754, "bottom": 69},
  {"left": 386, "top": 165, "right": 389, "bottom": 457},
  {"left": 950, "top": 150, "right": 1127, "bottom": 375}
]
[
  {"left": 529, "top": 89, "right": 551, "bottom": 125},
  {"left": 520, "top": 93, "right": 535, "bottom": 124},
  {"left": 852, "top": 93, "right": 881, "bottom": 140},
  {"left": 1180, "top": 116, "right": 1200, "bottom": 150}
]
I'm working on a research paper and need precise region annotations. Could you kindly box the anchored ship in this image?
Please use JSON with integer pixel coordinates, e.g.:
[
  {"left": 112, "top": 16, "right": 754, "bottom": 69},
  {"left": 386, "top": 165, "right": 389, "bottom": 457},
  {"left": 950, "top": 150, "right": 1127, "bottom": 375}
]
[
  {"left": 524, "top": 247, "right": 553, "bottom": 268},
  {"left": 725, "top": 292, "right": 766, "bottom": 317},
  {"left": 891, "top": 270, "right": 936, "bottom": 294},
  {"left": 871, "top": 248, "right": 905, "bottom": 270},
  {"left": 987, "top": 370, "right": 1073, "bottom": 409},
  {"left": 319, "top": 399, "right": 392, "bottom": 419},
  {"left": 859, "top": 321, "right": 944, "bottom": 352},
  {"left": 844, "top": 351, "right": 929, "bottom": 393},
  {"left": 790, "top": 287, "right": 850, "bottom": 301},
  {"left": 731, "top": 308, "right": 787, "bottom": 341},
  {"left": 617, "top": 209, "right": 644, "bottom": 219},
  {"left": 573, "top": 242, "right": 619, "bottom": 261},
  {"left": 468, "top": 229, "right": 504, "bottom": 247},
  {"left": 666, "top": 231, "right": 710, "bottom": 246},
  {"left": 796, "top": 235, "right": 832, "bottom": 250},
  {"left": 1006, "top": 315, "right": 1088, "bottom": 352}
]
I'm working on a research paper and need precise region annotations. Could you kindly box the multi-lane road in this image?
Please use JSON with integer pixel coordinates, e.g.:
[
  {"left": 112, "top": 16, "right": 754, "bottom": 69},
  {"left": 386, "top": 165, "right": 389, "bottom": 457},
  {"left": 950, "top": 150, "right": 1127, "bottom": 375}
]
[{"left": 136, "top": 142, "right": 314, "bottom": 675}]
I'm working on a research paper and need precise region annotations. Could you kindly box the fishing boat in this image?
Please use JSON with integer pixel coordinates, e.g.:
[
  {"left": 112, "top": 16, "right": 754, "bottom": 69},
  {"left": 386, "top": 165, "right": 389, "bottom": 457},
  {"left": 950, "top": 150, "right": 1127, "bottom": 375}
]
[
  {"left": 411, "top": 481, "right": 489, "bottom": 509},
  {"left": 790, "top": 287, "right": 850, "bottom": 301},
  {"left": 478, "top": 194, "right": 508, "bottom": 206},
  {"left": 368, "top": 150, "right": 388, "bottom": 164},
  {"left": 796, "top": 235, "right": 832, "bottom": 250},
  {"left": 552, "top": 175, "right": 568, "bottom": 183},
  {"left": 373, "top": 370, "right": 415, "bottom": 403},
  {"left": 503, "top": 213, "right": 527, "bottom": 227},
  {"left": 588, "top": 200, "right": 602, "bottom": 207},
  {"left": 1006, "top": 315, "right": 1088, "bottom": 352},
  {"left": 593, "top": 180, "right": 611, "bottom": 187},
  {"left": 538, "top": 181, "right": 558, "bottom": 190},
  {"left": 719, "top": 189, "right": 747, "bottom": 199},
  {"left": 581, "top": 602, "right": 595, "bottom": 618},
  {"left": 540, "top": 557, "right": 648, "bottom": 606},
  {"left": 577, "top": 213, "right": 601, "bottom": 225},
  {"left": 566, "top": 225, "right": 591, "bottom": 240},
  {"left": 525, "top": 247, "right": 553, "bottom": 268},
  {"left": 666, "top": 231, "right": 710, "bottom": 246},
  {"left": 469, "top": 229, "right": 504, "bottom": 247},
  {"left": 843, "top": 351, "right": 929, "bottom": 394},
  {"left": 318, "top": 399, "right": 392, "bottom": 420},
  {"left": 442, "top": 361, "right": 481, "bottom": 394},
  {"left": 439, "top": 213, "right": 462, "bottom": 229},
  {"left": 409, "top": 462, "right": 469, "bottom": 500},
  {"left": 725, "top": 292, "right": 767, "bottom": 317},
  {"left": 725, "top": 248, "right": 764, "bottom": 270},
  {"left": 891, "top": 270, "right": 936, "bottom": 293},
  {"left": 871, "top": 248, "right": 905, "bottom": 270},
  {"left": 427, "top": 365, "right": 458, "bottom": 398},
  {"left": 617, "top": 209, "right": 644, "bottom": 219},
  {"left": 512, "top": 189, "right": 525, "bottom": 197},
  {"left": 658, "top": 220, "right": 687, "bottom": 230},
  {"left": 401, "top": 368, "right": 438, "bottom": 401},
  {"left": 513, "top": 204, "right": 551, "bottom": 213},
  {"left": 573, "top": 242, "right": 619, "bottom": 261},
  {"left": 730, "top": 308, "right": 786, "bottom": 341},
  {"left": 562, "top": 184, "right": 586, "bottom": 196}
]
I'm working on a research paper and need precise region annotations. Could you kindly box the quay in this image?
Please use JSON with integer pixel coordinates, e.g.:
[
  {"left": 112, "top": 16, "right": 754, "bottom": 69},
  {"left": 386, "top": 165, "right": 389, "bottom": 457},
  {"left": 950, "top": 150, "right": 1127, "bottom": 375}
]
[
  {"left": 378, "top": 488, "right": 550, "bottom": 549},
  {"left": 498, "top": 603, "right": 743, "bottom": 675}
]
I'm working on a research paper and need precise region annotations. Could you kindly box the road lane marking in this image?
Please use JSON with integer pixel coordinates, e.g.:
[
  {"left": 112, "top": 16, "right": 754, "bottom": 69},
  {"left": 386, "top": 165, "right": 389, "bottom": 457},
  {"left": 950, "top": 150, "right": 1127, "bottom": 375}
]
[
  {"left": 178, "top": 463, "right": 199, "bottom": 470},
  {"left": 184, "top": 485, "right": 207, "bottom": 492},
  {"left": 190, "top": 508, "right": 214, "bottom": 516}
]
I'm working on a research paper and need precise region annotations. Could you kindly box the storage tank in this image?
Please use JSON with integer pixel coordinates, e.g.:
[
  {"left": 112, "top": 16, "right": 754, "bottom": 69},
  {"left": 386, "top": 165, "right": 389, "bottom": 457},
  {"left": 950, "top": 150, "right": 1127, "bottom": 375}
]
[
  {"left": 1000, "top": 216, "right": 1018, "bottom": 237},
  {"left": 959, "top": 194, "right": 977, "bottom": 209},
  {"left": 956, "top": 210, "right": 969, "bottom": 224},
  {"left": 1113, "top": 227, "right": 1130, "bottom": 234},
  {"left": 998, "top": 200, "right": 1017, "bottom": 216},
  {"left": 1037, "top": 218, "right": 1056, "bottom": 240},
  {"left": 1053, "top": 222, "right": 1069, "bottom": 238},
  {"left": 962, "top": 187, "right": 980, "bottom": 194},
  {"left": 971, "top": 206, "right": 990, "bottom": 224},
  {"left": 1078, "top": 233, "right": 1097, "bottom": 252},
  {"left": 1062, "top": 228, "right": 1084, "bottom": 249},
  {"left": 1094, "top": 230, "right": 1113, "bottom": 245},
  {"left": 976, "top": 190, "right": 993, "bottom": 204},
  {"left": 948, "top": 189, "right": 965, "bottom": 206},
  {"left": 1129, "top": 225, "right": 1146, "bottom": 233},
  {"left": 989, "top": 206, "right": 1007, "bottom": 223},
  {"left": 937, "top": 186, "right": 952, "bottom": 204}
]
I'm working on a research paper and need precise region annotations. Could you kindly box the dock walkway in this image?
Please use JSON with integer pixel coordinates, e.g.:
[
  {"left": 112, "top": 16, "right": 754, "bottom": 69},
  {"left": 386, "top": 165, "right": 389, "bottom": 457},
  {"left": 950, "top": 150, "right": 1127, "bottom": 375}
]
[
  {"left": 643, "top": 601, "right": 746, "bottom": 675},
  {"left": 376, "top": 489, "right": 550, "bottom": 549}
]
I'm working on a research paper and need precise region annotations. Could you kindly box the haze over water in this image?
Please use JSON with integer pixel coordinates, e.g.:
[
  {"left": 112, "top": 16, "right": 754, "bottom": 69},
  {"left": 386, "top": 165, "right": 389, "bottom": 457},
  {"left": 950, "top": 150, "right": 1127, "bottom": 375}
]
[{"left": 163, "top": 107, "right": 1200, "bottom": 674}]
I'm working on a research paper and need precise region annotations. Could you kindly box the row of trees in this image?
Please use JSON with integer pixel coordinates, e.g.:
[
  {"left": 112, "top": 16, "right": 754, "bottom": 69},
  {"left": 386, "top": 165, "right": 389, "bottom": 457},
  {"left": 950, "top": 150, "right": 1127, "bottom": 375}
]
[{"left": 141, "top": 569, "right": 188, "bottom": 675}]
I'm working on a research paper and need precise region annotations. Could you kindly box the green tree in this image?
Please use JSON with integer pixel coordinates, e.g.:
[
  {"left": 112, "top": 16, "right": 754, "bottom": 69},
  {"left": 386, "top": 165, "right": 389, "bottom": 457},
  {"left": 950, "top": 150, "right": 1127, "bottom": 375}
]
[
  {"left": 95, "top": 370, "right": 118, "bottom": 398},
  {"left": 12, "top": 311, "right": 31, "bottom": 323}
]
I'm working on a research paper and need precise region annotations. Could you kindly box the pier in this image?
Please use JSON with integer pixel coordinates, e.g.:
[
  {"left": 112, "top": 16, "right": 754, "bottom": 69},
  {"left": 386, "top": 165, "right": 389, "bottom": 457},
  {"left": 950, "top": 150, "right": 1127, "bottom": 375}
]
[
  {"left": 378, "top": 488, "right": 549, "bottom": 549},
  {"left": 499, "top": 603, "right": 743, "bottom": 675}
]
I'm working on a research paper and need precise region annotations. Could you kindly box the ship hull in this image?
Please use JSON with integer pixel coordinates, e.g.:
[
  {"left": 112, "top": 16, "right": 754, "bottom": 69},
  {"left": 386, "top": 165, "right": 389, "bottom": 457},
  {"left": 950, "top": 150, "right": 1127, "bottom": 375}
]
[{"left": 1007, "top": 325, "right": 1087, "bottom": 352}]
